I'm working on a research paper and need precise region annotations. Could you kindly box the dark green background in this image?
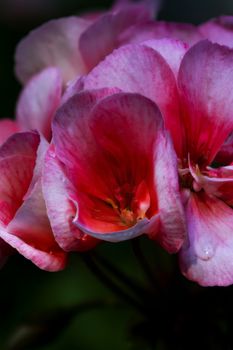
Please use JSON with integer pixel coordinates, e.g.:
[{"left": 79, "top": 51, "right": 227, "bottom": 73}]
[{"left": 1, "top": 1, "right": 233, "bottom": 349}]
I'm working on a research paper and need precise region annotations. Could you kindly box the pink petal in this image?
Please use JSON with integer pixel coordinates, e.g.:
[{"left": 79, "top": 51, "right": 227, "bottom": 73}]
[
  {"left": 0, "top": 133, "right": 37, "bottom": 225},
  {"left": 178, "top": 40, "right": 233, "bottom": 166},
  {"left": 15, "top": 17, "right": 90, "bottom": 84},
  {"left": 79, "top": 5, "right": 153, "bottom": 72},
  {"left": 119, "top": 21, "right": 203, "bottom": 47},
  {"left": 43, "top": 145, "right": 98, "bottom": 252},
  {"left": 0, "top": 132, "right": 66, "bottom": 271},
  {"left": 143, "top": 38, "right": 188, "bottom": 78},
  {"left": 199, "top": 16, "right": 233, "bottom": 48},
  {"left": 149, "top": 130, "right": 186, "bottom": 253},
  {"left": 179, "top": 192, "right": 233, "bottom": 286},
  {"left": 16, "top": 67, "right": 62, "bottom": 140},
  {"left": 53, "top": 91, "right": 185, "bottom": 247},
  {"left": 0, "top": 119, "right": 19, "bottom": 145},
  {"left": 84, "top": 44, "right": 183, "bottom": 157}
]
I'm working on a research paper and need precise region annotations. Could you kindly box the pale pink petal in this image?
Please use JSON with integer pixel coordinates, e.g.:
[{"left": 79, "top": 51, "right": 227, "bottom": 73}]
[
  {"left": 199, "top": 16, "right": 233, "bottom": 48},
  {"left": 149, "top": 130, "right": 186, "bottom": 253},
  {"left": 15, "top": 17, "right": 90, "bottom": 84},
  {"left": 43, "top": 145, "right": 98, "bottom": 252},
  {"left": 16, "top": 67, "right": 62, "bottom": 140},
  {"left": 79, "top": 5, "right": 154, "bottom": 72},
  {"left": 143, "top": 38, "right": 188, "bottom": 77},
  {"left": 178, "top": 40, "right": 233, "bottom": 166},
  {"left": 179, "top": 192, "right": 233, "bottom": 286},
  {"left": 0, "top": 119, "right": 19, "bottom": 145},
  {"left": 119, "top": 21, "right": 203, "bottom": 46},
  {"left": 84, "top": 44, "right": 183, "bottom": 157}
]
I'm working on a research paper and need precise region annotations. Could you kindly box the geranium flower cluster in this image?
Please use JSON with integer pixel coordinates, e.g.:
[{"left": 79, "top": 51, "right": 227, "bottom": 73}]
[{"left": 1, "top": 0, "right": 233, "bottom": 287}]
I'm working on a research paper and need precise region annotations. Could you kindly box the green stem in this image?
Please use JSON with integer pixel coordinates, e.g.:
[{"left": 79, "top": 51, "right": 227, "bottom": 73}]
[{"left": 81, "top": 253, "right": 146, "bottom": 315}]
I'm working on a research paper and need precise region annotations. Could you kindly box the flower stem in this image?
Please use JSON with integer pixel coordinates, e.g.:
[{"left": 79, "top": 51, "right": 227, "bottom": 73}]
[{"left": 81, "top": 252, "right": 146, "bottom": 315}]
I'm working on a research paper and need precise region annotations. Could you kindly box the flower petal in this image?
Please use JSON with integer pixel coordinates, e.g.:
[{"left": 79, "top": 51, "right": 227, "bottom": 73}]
[
  {"left": 15, "top": 17, "right": 90, "bottom": 84},
  {"left": 0, "top": 119, "right": 19, "bottom": 145},
  {"left": 178, "top": 40, "right": 233, "bottom": 166},
  {"left": 143, "top": 38, "right": 188, "bottom": 77},
  {"left": 119, "top": 21, "right": 203, "bottom": 46},
  {"left": 43, "top": 145, "right": 98, "bottom": 252},
  {"left": 84, "top": 44, "right": 183, "bottom": 157},
  {"left": 79, "top": 3, "right": 155, "bottom": 71},
  {"left": 16, "top": 67, "right": 62, "bottom": 140},
  {"left": 214, "top": 132, "right": 233, "bottom": 165},
  {"left": 199, "top": 16, "right": 233, "bottom": 48},
  {"left": 0, "top": 132, "right": 66, "bottom": 271},
  {"left": 189, "top": 163, "right": 233, "bottom": 206},
  {"left": 53, "top": 90, "right": 185, "bottom": 246},
  {"left": 179, "top": 192, "right": 233, "bottom": 286}
]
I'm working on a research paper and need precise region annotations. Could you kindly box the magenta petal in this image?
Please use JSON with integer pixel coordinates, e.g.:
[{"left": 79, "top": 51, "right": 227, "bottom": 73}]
[
  {"left": 214, "top": 132, "right": 233, "bottom": 165},
  {"left": 15, "top": 17, "right": 90, "bottom": 84},
  {"left": 0, "top": 119, "right": 19, "bottom": 145},
  {"left": 199, "top": 16, "right": 233, "bottom": 48},
  {"left": 53, "top": 90, "right": 185, "bottom": 246},
  {"left": 16, "top": 67, "right": 62, "bottom": 140},
  {"left": 178, "top": 40, "right": 233, "bottom": 166},
  {"left": 180, "top": 192, "right": 233, "bottom": 286},
  {"left": 84, "top": 44, "right": 183, "bottom": 157}
]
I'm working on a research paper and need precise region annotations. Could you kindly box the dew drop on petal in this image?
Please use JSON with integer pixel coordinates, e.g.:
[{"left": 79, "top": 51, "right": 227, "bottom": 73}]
[{"left": 196, "top": 245, "right": 215, "bottom": 261}]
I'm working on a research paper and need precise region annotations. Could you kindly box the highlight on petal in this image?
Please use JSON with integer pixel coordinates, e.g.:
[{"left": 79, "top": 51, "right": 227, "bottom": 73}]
[
  {"left": 15, "top": 16, "right": 90, "bottom": 84},
  {"left": 0, "top": 119, "right": 19, "bottom": 145},
  {"left": 0, "top": 132, "right": 66, "bottom": 271},
  {"left": 51, "top": 90, "right": 185, "bottom": 249},
  {"left": 16, "top": 67, "right": 62, "bottom": 140},
  {"left": 199, "top": 16, "right": 233, "bottom": 48},
  {"left": 180, "top": 192, "right": 233, "bottom": 286},
  {"left": 178, "top": 40, "right": 233, "bottom": 166},
  {"left": 84, "top": 44, "right": 183, "bottom": 157}
]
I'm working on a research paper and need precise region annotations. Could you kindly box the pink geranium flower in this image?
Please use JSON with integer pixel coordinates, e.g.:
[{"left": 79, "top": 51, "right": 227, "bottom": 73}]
[
  {"left": 0, "top": 131, "right": 66, "bottom": 270},
  {"left": 78, "top": 40, "right": 233, "bottom": 286},
  {"left": 42, "top": 90, "right": 186, "bottom": 253}
]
